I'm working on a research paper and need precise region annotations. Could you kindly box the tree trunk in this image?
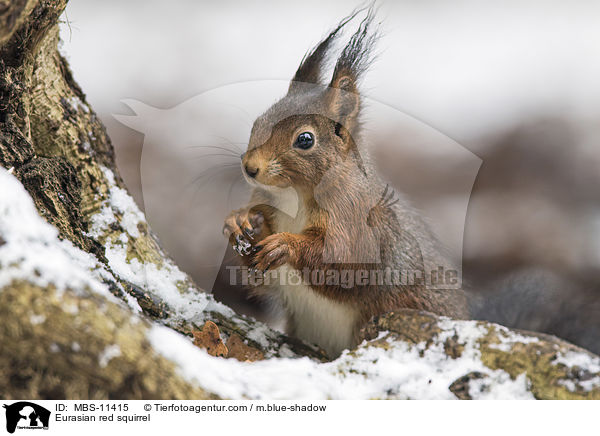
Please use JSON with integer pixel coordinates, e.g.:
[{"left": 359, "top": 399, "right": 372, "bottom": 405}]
[
  {"left": 0, "top": 0, "right": 598, "bottom": 400},
  {"left": 0, "top": 0, "right": 321, "bottom": 399}
]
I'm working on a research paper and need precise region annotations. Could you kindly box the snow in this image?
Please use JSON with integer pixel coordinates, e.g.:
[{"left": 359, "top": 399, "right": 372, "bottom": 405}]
[
  {"left": 86, "top": 167, "right": 145, "bottom": 239},
  {"left": 100, "top": 167, "right": 145, "bottom": 238},
  {"left": 66, "top": 95, "right": 90, "bottom": 114},
  {"left": 98, "top": 344, "right": 122, "bottom": 368},
  {"left": 554, "top": 350, "right": 600, "bottom": 373},
  {"left": 0, "top": 168, "right": 115, "bottom": 299},
  {"left": 468, "top": 373, "right": 532, "bottom": 400},
  {"left": 0, "top": 170, "right": 138, "bottom": 371},
  {"left": 580, "top": 377, "right": 600, "bottom": 392},
  {"left": 86, "top": 204, "right": 116, "bottom": 239},
  {"left": 148, "top": 319, "right": 539, "bottom": 400},
  {"left": 486, "top": 324, "right": 540, "bottom": 352},
  {"left": 105, "top": 243, "right": 200, "bottom": 317},
  {"left": 558, "top": 375, "right": 600, "bottom": 393},
  {"left": 0, "top": 166, "right": 145, "bottom": 320},
  {"left": 554, "top": 350, "right": 600, "bottom": 392},
  {"left": 88, "top": 167, "right": 211, "bottom": 319},
  {"left": 245, "top": 324, "right": 274, "bottom": 349},
  {"left": 29, "top": 314, "right": 46, "bottom": 325}
]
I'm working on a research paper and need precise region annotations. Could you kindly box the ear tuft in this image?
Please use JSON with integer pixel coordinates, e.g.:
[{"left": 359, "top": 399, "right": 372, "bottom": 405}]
[
  {"left": 325, "top": 5, "right": 379, "bottom": 129},
  {"left": 288, "top": 6, "right": 368, "bottom": 94},
  {"left": 329, "top": 5, "right": 379, "bottom": 92}
]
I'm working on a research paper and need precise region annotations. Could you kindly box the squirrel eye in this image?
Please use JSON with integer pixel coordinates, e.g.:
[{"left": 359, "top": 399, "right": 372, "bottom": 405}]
[{"left": 294, "top": 132, "right": 314, "bottom": 150}]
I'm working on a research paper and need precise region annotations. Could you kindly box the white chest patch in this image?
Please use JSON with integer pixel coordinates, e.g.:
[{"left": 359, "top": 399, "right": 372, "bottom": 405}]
[
  {"left": 272, "top": 192, "right": 306, "bottom": 234},
  {"left": 272, "top": 265, "right": 359, "bottom": 357}
]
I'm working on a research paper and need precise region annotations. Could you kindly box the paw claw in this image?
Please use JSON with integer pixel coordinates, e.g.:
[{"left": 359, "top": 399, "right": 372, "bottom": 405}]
[
  {"left": 224, "top": 209, "right": 266, "bottom": 256},
  {"left": 251, "top": 235, "right": 291, "bottom": 272}
]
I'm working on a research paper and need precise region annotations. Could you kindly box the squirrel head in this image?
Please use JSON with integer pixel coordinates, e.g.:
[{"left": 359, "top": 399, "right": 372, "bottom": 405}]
[{"left": 242, "top": 7, "right": 378, "bottom": 193}]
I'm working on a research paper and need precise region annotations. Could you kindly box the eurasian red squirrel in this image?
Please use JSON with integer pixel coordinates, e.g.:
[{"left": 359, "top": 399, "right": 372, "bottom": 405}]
[
  {"left": 223, "top": 8, "right": 467, "bottom": 357},
  {"left": 222, "top": 6, "right": 600, "bottom": 358}
]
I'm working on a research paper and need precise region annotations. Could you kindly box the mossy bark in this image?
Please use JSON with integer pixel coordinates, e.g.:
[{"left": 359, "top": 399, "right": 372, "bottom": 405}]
[
  {"left": 362, "top": 310, "right": 600, "bottom": 400},
  {"left": 0, "top": 281, "right": 214, "bottom": 399}
]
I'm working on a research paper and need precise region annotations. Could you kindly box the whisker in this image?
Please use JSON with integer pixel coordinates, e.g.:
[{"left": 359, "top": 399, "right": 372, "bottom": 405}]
[
  {"left": 189, "top": 153, "right": 241, "bottom": 160},
  {"left": 185, "top": 145, "right": 241, "bottom": 156},
  {"left": 210, "top": 135, "right": 247, "bottom": 153},
  {"left": 267, "top": 161, "right": 283, "bottom": 176},
  {"left": 188, "top": 166, "right": 242, "bottom": 203},
  {"left": 186, "top": 164, "right": 240, "bottom": 189}
]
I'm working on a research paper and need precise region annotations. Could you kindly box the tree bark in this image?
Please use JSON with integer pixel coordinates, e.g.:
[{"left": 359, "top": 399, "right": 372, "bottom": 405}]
[
  {"left": 0, "top": 0, "right": 322, "bottom": 356},
  {"left": 0, "top": 0, "right": 322, "bottom": 399}
]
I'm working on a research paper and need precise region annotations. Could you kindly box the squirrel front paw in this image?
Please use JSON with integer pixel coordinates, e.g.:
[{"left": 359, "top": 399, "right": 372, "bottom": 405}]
[
  {"left": 251, "top": 233, "right": 293, "bottom": 272},
  {"left": 223, "top": 208, "right": 264, "bottom": 256}
]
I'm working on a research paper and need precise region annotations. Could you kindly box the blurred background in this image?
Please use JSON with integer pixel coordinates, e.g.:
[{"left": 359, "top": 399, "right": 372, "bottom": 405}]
[{"left": 58, "top": 0, "right": 600, "bottom": 325}]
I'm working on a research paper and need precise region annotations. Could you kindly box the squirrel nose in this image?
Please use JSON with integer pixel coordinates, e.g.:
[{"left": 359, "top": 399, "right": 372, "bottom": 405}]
[{"left": 245, "top": 165, "right": 259, "bottom": 178}]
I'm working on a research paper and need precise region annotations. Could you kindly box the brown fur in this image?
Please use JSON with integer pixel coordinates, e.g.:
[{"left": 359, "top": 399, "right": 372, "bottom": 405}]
[{"left": 223, "top": 8, "right": 468, "bottom": 356}]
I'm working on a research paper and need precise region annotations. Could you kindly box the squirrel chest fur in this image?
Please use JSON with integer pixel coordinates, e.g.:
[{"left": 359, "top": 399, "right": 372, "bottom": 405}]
[
  {"left": 223, "top": 9, "right": 468, "bottom": 357},
  {"left": 270, "top": 200, "right": 360, "bottom": 356}
]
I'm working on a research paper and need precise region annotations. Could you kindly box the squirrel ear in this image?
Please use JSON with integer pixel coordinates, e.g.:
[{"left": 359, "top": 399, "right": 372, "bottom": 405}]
[{"left": 325, "top": 74, "right": 360, "bottom": 129}]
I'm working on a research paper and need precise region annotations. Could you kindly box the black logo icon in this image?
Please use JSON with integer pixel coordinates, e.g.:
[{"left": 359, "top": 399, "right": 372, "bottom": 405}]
[{"left": 2, "top": 402, "right": 50, "bottom": 433}]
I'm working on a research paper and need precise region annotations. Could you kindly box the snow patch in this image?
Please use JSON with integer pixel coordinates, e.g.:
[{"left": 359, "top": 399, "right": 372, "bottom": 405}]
[
  {"left": 554, "top": 350, "right": 600, "bottom": 392},
  {"left": 0, "top": 168, "right": 116, "bottom": 300},
  {"left": 147, "top": 318, "right": 537, "bottom": 400},
  {"left": 88, "top": 167, "right": 210, "bottom": 319},
  {"left": 554, "top": 350, "right": 600, "bottom": 373},
  {"left": 98, "top": 344, "right": 121, "bottom": 368},
  {"left": 104, "top": 239, "right": 207, "bottom": 318},
  {"left": 580, "top": 377, "right": 600, "bottom": 392},
  {"left": 245, "top": 324, "right": 274, "bottom": 349},
  {"left": 66, "top": 96, "right": 90, "bottom": 114},
  {"left": 87, "top": 167, "right": 145, "bottom": 239},
  {"left": 29, "top": 314, "right": 46, "bottom": 325},
  {"left": 468, "top": 372, "right": 532, "bottom": 400},
  {"left": 487, "top": 324, "right": 540, "bottom": 352}
]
